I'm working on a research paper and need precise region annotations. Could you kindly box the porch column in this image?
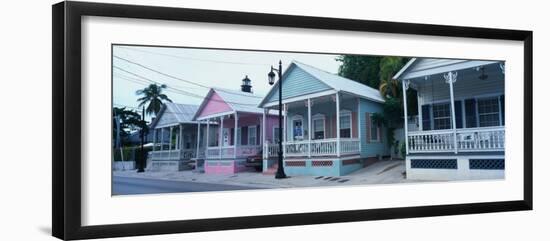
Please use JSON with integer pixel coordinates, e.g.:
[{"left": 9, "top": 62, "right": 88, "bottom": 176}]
[
  {"left": 336, "top": 93, "right": 341, "bottom": 157},
  {"left": 160, "top": 128, "right": 164, "bottom": 151},
  {"left": 357, "top": 97, "right": 361, "bottom": 150},
  {"left": 196, "top": 121, "right": 201, "bottom": 159},
  {"left": 266, "top": 109, "right": 269, "bottom": 159},
  {"left": 152, "top": 128, "right": 157, "bottom": 152},
  {"left": 283, "top": 103, "right": 287, "bottom": 158},
  {"left": 179, "top": 124, "right": 183, "bottom": 159},
  {"left": 169, "top": 127, "right": 173, "bottom": 152},
  {"left": 444, "top": 71, "right": 459, "bottom": 154},
  {"left": 234, "top": 112, "right": 238, "bottom": 159},
  {"left": 307, "top": 98, "right": 312, "bottom": 158},
  {"left": 206, "top": 119, "right": 210, "bottom": 151},
  {"left": 402, "top": 80, "right": 409, "bottom": 155},
  {"left": 219, "top": 116, "right": 224, "bottom": 159},
  {"left": 417, "top": 93, "right": 423, "bottom": 130}
]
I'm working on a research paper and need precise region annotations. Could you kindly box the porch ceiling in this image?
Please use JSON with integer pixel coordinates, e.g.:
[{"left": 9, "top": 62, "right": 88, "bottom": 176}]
[{"left": 409, "top": 62, "right": 503, "bottom": 89}]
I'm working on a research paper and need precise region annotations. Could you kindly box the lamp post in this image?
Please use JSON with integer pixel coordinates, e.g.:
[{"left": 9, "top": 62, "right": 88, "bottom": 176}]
[{"left": 268, "top": 60, "right": 287, "bottom": 179}]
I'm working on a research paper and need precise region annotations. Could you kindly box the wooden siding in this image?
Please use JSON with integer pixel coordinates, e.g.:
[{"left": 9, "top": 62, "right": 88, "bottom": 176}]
[
  {"left": 284, "top": 98, "right": 358, "bottom": 140},
  {"left": 265, "top": 66, "right": 332, "bottom": 103},
  {"left": 196, "top": 92, "right": 233, "bottom": 118},
  {"left": 359, "top": 98, "right": 389, "bottom": 158}
]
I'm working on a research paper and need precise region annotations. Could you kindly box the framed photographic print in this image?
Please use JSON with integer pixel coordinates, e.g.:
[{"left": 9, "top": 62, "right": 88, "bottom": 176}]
[{"left": 52, "top": 1, "right": 533, "bottom": 240}]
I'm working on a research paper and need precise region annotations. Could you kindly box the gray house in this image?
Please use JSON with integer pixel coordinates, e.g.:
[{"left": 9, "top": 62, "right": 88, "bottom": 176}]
[
  {"left": 148, "top": 103, "right": 207, "bottom": 171},
  {"left": 395, "top": 58, "right": 505, "bottom": 180}
]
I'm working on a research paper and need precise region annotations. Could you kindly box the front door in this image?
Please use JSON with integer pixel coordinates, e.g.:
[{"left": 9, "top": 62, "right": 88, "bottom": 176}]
[{"left": 222, "top": 128, "right": 230, "bottom": 146}]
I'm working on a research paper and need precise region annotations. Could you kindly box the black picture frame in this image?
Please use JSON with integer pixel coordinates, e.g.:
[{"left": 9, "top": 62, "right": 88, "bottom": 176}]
[{"left": 52, "top": 1, "right": 533, "bottom": 240}]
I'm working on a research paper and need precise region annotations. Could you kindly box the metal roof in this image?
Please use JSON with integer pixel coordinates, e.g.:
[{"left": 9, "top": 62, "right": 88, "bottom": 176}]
[
  {"left": 150, "top": 102, "right": 200, "bottom": 128},
  {"left": 259, "top": 60, "right": 385, "bottom": 107},
  {"left": 394, "top": 58, "right": 500, "bottom": 80}
]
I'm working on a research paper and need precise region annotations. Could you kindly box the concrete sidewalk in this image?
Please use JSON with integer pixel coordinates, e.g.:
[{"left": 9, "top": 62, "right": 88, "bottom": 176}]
[{"left": 114, "top": 160, "right": 417, "bottom": 189}]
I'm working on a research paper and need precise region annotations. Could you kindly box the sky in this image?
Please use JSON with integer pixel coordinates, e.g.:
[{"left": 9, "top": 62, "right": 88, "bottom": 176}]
[{"left": 112, "top": 45, "right": 342, "bottom": 120}]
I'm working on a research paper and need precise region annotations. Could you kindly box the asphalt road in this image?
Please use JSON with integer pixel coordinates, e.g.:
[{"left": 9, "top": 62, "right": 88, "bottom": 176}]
[{"left": 113, "top": 176, "right": 260, "bottom": 195}]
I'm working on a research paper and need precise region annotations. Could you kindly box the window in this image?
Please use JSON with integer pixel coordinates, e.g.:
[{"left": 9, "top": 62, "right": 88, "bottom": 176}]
[
  {"left": 340, "top": 111, "right": 352, "bottom": 138},
  {"left": 292, "top": 116, "right": 304, "bottom": 140},
  {"left": 478, "top": 97, "right": 500, "bottom": 127},
  {"left": 313, "top": 114, "right": 325, "bottom": 139},
  {"left": 370, "top": 116, "right": 379, "bottom": 142},
  {"left": 248, "top": 126, "right": 257, "bottom": 145},
  {"left": 432, "top": 103, "right": 451, "bottom": 130}
]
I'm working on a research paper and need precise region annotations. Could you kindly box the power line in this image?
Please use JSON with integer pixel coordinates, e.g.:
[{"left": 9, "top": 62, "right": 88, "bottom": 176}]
[
  {"left": 117, "top": 46, "right": 272, "bottom": 66},
  {"left": 113, "top": 66, "right": 259, "bottom": 107},
  {"left": 113, "top": 55, "right": 263, "bottom": 99}
]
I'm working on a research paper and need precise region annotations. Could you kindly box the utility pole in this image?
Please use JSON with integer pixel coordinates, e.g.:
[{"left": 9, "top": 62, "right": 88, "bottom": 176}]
[
  {"left": 115, "top": 115, "right": 125, "bottom": 170},
  {"left": 137, "top": 107, "right": 145, "bottom": 172}
]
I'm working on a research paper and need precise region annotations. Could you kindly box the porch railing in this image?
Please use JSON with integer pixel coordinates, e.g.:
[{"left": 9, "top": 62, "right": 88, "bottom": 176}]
[
  {"left": 407, "top": 126, "right": 505, "bottom": 153},
  {"left": 150, "top": 149, "right": 197, "bottom": 161},
  {"left": 264, "top": 143, "right": 280, "bottom": 159},
  {"left": 206, "top": 145, "right": 261, "bottom": 159},
  {"left": 265, "top": 138, "right": 360, "bottom": 158},
  {"left": 206, "top": 146, "right": 234, "bottom": 159}
]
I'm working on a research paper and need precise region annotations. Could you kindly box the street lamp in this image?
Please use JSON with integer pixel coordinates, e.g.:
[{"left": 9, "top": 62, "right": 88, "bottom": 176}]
[{"left": 268, "top": 60, "right": 287, "bottom": 179}]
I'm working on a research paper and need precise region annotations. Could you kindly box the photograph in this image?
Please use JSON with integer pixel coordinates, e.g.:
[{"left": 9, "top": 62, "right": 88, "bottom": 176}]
[{"left": 111, "top": 45, "right": 505, "bottom": 195}]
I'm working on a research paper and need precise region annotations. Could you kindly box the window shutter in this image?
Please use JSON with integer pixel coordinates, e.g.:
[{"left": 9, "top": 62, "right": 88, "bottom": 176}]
[
  {"left": 366, "top": 113, "right": 371, "bottom": 143},
  {"left": 500, "top": 95, "right": 505, "bottom": 125},
  {"left": 378, "top": 124, "right": 383, "bottom": 142},
  {"left": 464, "top": 99, "right": 477, "bottom": 128},
  {"left": 454, "top": 100, "right": 463, "bottom": 129},
  {"left": 241, "top": 127, "right": 248, "bottom": 145},
  {"left": 421, "top": 105, "right": 431, "bottom": 131},
  {"left": 230, "top": 128, "right": 234, "bottom": 145}
]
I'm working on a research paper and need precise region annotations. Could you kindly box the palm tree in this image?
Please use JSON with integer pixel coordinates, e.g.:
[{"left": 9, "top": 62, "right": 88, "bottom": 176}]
[
  {"left": 378, "top": 57, "right": 405, "bottom": 99},
  {"left": 136, "top": 84, "right": 172, "bottom": 116}
]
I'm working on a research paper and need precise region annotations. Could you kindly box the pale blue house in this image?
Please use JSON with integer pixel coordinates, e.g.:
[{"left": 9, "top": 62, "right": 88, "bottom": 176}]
[{"left": 258, "top": 61, "right": 389, "bottom": 176}]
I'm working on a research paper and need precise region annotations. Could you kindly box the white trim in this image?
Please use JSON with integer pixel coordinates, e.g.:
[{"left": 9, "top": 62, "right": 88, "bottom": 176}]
[
  {"left": 336, "top": 92, "right": 341, "bottom": 157},
  {"left": 196, "top": 110, "right": 236, "bottom": 121},
  {"left": 308, "top": 98, "right": 312, "bottom": 158},
  {"left": 393, "top": 58, "right": 417, "bottom": 80},
  {"left": 262, "top": 89, "right": 337, "bottom": 108},
  {"left": 234, "top": 112, "right": 238, "bottom": 158}
]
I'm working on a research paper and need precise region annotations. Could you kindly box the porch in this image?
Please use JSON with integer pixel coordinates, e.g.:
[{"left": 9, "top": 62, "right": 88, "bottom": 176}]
[
  {"left": 398, "top": 59, "right": 505, "bottom": 155},
  {"left": 262, "top": 92, "right": 362, "bottom": 159},
  {"left": 149, "top": 123, "right": 203, "bottom": 161}
]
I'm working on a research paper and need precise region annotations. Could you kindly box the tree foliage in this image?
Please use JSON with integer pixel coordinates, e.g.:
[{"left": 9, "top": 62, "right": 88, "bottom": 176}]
[
  {"left": 337, "top": 55, "right": 382, "bottom": 89},
  {"left": 337, "top": 55, "right": 418, "bottom": 150},
  {"left": 112, "top": 107, "right": 148, "bottom": 147},
  {"left": 136, "top": 83, "right": 173, "bottom": 116}
]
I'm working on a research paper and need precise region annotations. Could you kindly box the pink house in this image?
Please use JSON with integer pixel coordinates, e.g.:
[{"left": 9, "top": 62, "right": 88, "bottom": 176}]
[{"left": 193, "top": 87, "right": 278, "bottom": 174}]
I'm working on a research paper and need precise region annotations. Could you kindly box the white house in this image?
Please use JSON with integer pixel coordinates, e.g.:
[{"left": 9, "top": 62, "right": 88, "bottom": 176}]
[{"left": 395, "top": 58, "right": 505, "bottom": 180}]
